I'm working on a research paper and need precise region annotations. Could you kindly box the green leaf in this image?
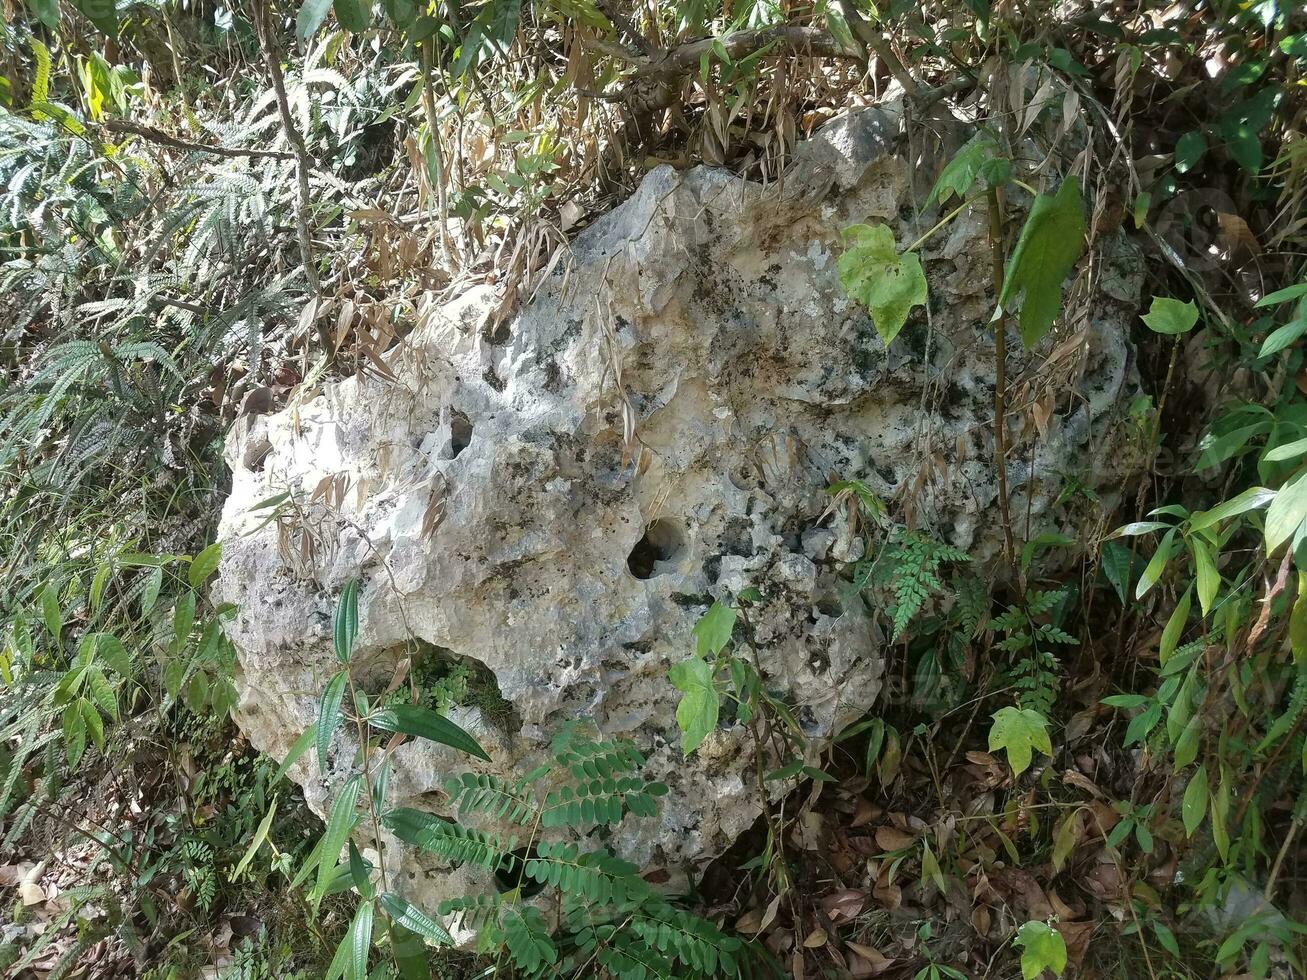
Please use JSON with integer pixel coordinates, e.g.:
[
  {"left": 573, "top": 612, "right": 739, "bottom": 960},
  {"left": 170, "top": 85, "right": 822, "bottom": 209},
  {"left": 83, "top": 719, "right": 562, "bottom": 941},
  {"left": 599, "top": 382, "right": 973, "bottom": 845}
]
[
  {"left": 1266, "top": 468, "right": 1307, "bottom": 553},
  {"left": 988, "top": 706, "right": 1052, "bottom": 778},
  {"left": 1190, "top": 538, "right": 1219, "bottom": 616},
  {"left": 232, "top": 801, "right": 277, "bottom": 880},
  {"left": 998, "top": 179, "right": 1086, "bottom": 348},
  {"left": 1256, "top": 281, "right": 1307, "bottom": 307},
  {"left": 318, "top": 670, "right": 349, "bottom": 770},
  {"left": 1174, "top": 131, "right": 1206, "bottom": 173},
  {"left": 1183, "top": 763, "right": 1209, "bottom": 837},
  {"left": 62, "top": 701, "right": 86, "bottom": 767},
  {"left": 668, "top": 656, "right": 718, "bottom": 756},
  {"left": 1265, "top": 438, "right": 1307, "bottom": 464},
  {"left": 188, "top": 542, "right": 222, "bottom": 589},
  {"left": 72, "top": 0, "right": 116, "bottom": 36},
  {"left": 90, "top": 563, "right": 109, "bottom": 613},
  {"left": 1259, "top": 314, "right": 1307, "bottom": 358},
  {"left": 350, "top": 900, "right": 373, "bottom": 977},
  {"left": 27, "top": 0, "right": 60, "bottom": 29},
  {"left": 1142, "top": 296, "right": 1199, "bottom": 335},
  {"left": 368, "top": 704, "right": 491, "bottom": 761},
  {"left": 837, "top": 223, "right": 928, "bottom": 346},
  {"left": 173, "top": 591, "right": 196, "bottom": 646},
  {"left": 1153, "top": 921, "right": 1181, "bottom": 958},
  {"left": 928, "top": 134, "right": 1008, "bottom": 204},
  {"left": 334, "top": 579, "right": 360, "bottom": 663},
  {"left": 314, "top": 775, "right": 361, "bottom": 902},
  {"left": 1135, "top": 528, "right": 1177, "bottom": 599},
  {"left": 273, "top": 727, "right": 314, "bottom": 783},
  {"left": 141, "top": 566, "right": 163, "bottom": 617},
  {"left": 692, "top": 601, "right": 736, "bottom": 657},
  {"left": 297, "top": 0, "right": 334, "bottom": 40},
  {"left": 1188, "top": 486, "right": 1275, "bottom": 531},
  {"left": 94, "top": 634, "right": 130, "bottom": 675},
  {"left": 1159, "top": 587, "right": 1191, "bottom": 664},
  {"left": 1014, "top": 920, "right": 1068, "bottom": 979},
  {"left": 40, "top": 583, "right": 61, "bottom": 640},
  {"left": 1100, "top": 540, "right": 1132, "bottom": 604},
  {"left": 380, "top": 893, "right": 454, "bottom": 946},
  {"left": 334, "top": 0, "right": 369, "bottom": 31}
]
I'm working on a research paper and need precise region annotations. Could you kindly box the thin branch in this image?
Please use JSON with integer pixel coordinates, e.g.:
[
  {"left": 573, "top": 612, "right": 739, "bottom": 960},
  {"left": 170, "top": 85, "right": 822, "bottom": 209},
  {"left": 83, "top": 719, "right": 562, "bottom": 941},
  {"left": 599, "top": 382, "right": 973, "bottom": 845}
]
[
  {"left": 99, "top": 120, "right": 294, "bottom": 161},
  {"left": 595, "top": 0, "right": 655, "bottom": 58}
]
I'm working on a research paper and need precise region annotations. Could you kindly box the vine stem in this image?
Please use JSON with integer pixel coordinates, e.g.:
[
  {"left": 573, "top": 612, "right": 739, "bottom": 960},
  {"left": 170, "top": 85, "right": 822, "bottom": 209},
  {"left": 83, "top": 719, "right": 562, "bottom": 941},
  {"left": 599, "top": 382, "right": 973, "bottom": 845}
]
[{"left": 987, "top": 185, "right": 1017, "bottom": 570}]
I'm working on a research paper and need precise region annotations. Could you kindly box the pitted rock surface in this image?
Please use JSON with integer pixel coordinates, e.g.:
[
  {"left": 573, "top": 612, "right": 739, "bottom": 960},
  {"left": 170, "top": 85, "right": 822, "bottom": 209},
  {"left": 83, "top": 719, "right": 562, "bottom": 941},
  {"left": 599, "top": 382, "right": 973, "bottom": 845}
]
[{"left": 216, "top": 104, "right": 1143, "bottom": 912}]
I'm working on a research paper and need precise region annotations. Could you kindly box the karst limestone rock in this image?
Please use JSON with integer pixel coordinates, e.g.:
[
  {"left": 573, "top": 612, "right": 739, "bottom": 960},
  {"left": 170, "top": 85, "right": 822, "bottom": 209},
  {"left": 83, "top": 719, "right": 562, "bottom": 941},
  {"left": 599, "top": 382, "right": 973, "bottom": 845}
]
[{"left": 216, "top": 102, "right": 1143, "bottom": 912}]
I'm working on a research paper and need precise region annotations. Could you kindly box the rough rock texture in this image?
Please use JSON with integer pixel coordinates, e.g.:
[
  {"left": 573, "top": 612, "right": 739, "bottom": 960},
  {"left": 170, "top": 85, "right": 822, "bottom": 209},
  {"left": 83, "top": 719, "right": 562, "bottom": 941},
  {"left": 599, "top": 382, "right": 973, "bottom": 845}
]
[{"left": 216, "top": 103, "right": 1143, "bottom": 912}]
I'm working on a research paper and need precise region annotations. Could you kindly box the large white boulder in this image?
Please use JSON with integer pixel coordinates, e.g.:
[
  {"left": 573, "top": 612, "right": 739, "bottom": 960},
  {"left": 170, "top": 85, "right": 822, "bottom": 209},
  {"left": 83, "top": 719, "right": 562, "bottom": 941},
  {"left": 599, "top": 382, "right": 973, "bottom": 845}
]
[{"left": 215, "top": 104, "right": 1142, "bottom": 911}]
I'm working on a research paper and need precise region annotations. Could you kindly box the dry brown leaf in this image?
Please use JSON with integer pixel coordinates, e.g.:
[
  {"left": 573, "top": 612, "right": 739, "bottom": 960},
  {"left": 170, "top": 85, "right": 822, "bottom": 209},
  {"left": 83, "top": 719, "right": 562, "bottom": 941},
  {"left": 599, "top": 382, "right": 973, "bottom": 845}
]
[
  {"left": 847, "top": 944, "right": 896, "bottom": 977},
  {"left": 803, "top": 927, "right": 828, "bottom": 948},
  {"left": 850, "top": 798, "right": 879, "bottom": 829},
  {"left": 822, "top": 888, "right": 866, "bottom": 923},
  {"left": 791, "top": 951, "right": 806, "bottom": 980},
  {"left": 971, "top": 905, "right": 992, "bottom": 936},
  {"left": 19, "top": 881, "right": 47, "bottom": 905},
  {"left": 872, "top": 868, "right": 902, "bottom": 911},
  {"left": 874, "top": 826, "right": 916, "bottom": 851}
]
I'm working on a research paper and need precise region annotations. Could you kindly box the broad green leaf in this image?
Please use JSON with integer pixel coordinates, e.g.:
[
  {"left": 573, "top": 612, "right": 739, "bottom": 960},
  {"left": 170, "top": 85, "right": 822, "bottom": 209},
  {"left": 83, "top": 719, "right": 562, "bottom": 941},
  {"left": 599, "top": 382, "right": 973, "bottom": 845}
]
[
  {"left": 173, "top": 591, "right": 196, "bottom": 646},
  {"left": 297, "top": 0, "right": 334, "bottom": 41},
  {"left": 317, "top": 670, "right": 349, "bottom": 770},
  {"left": 334, "top": 579, "right": 360, "bottom": 663},
  {"left": 1190, "top": 538, "right": 1219, "bottom": 616},
  {"left": 1014, "top": 920, "right": 1068, "bottom": 979},
  {"left": 350, "top": 899, "right": 373, "bottom": 977},
  {"left": 1259, "top": 314, "right": 1307, "bottom": 358},
  {"left": 314, "top": 775, "right": 361, "bottom": 902},
  {"left": 273, "top": 727, "right": 314, "bottom": 782},
  {"left": 1135, "top": 528, "right": 1177, "bottom": 599},
  {"left": 27, "top": 0, "right": 60, "bottom": 29},
  {"left": 1153, "top": 921, "right": 1181, "bottom": 958},
  {"left": 94, "top": 634, "right": 130, "bottom": 675},
  {"left": 692, "top": 601, "right": 736, "bottom": 657},
  {"left": 84, "top": 667, "right": 117, "bottom": 720},
  {"left": 324, "top": 925, "right": 351, "bottom": 980},
  {"left": 62, "top": 701, "right": 86, "bottom": 767},
  {"left": 837, "top": 223, "right": 928, "bottom": 346},
  {"left": 1175, "top": 130, "right": 1206, "bottom": 173},
  {"left": 998, "top": 179, "right": 1086, "bottom": 347},
  {"left": 1266, "top": 468, "right": 1307, "bottom": 553},
  {"left": 141, "top": 566, "right": 163, "bottom": 617},
  {"left": 988, "top": 706, "right": 1052, "bottom": 777},
  {"left": 1173, "top": 713, "right": 1202, "bottom": 768},
  {"left": 928, "top": 134, "right": 1009, "bottom": 204},
  {"left": 334, "top": 0, "right": 370, "bottom": 31},
  {"left": 1183, "top": 763, "right": 1209, "bottom": 836},
  {"left": 188, "top": 542, "right": 222, "bottom": 589},
  {"left": 380, "top": 893, "right": 454, "bottom": 945},
  {"left": 1188, "top": 486, "right": 1275, "bottom": 531},
  {"left": 232, "top": 801, "right": 277, "bottom": 880},
  {"left": 1159, "top": 587, "right": 1191, "bottom": 664},
  {"left": 90, "top": 563, "right": 109, "bottom": 612},
  {"left": 1265, "top": 437, "right": 1307, "bottom": 464},
  {"left": 368, "top": 704, "right": 491, "bottom": 761},
  {"left": 40, "top": 583, "right": 61, "bottom": 640},
  {"left": 390, "top": 921, "right": 432, "bottom": 980},
  {"left": 920, "top": 841, "right": 946, "bottom": 895},
  {"left": 1100, "top": 540, "right": 1132, "bottom": 604},
  {"left": 1142, "top": 296, "right": 1199, "bottom": 335},
  {"left": 1108, "top": 520, "right": 1172, "bottom": 538},
  {"left": 668, "top": 656, "right": 718, "bottom": 755},
  {"left": 72, "top": 0, "right": 116, "bottom": 36},
  {"left": 1256, "top": 281, "right": 1307, "bottom": 307}
]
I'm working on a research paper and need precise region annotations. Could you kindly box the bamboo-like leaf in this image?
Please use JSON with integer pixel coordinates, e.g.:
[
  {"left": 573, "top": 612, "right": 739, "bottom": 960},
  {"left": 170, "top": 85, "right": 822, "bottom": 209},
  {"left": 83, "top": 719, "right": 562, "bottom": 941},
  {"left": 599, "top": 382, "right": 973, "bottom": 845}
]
[
  {"left": 351, "top": 900, "right": 373, "bottom": 978},
  {"left": 188, "top": 541, "right": 222, "bottom": 589},
  {"left": 1183, "top": 764, "right": 1209, "bottom": 837},
  {"left": 334, "top": 579, "right": 360, "bottom": 663},
  {"left": 314, "top": 775, "right": 361, "bottom": 902},
  {"left": 368, "top": 704, "right": 490, "bottom": 761},
  {"left": 380, "top": 893, "right": 454, "bottom": 945},
  {"left": 317, "top": 670, "right": 349, "bottom": 770}
]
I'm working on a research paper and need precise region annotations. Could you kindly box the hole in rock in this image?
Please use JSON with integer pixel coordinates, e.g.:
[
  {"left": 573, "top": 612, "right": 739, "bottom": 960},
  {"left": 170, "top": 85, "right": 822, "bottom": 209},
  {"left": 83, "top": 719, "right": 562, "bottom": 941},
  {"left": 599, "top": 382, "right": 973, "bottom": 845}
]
[
  {"left": 627, "top": 519, "right": 686, "bottom": 579},
  {"left": 450, "top": 410, "right": 473, "bottom": 458},
  {"left": 495, "top": 845, "right": 546, "bottom": 898}
]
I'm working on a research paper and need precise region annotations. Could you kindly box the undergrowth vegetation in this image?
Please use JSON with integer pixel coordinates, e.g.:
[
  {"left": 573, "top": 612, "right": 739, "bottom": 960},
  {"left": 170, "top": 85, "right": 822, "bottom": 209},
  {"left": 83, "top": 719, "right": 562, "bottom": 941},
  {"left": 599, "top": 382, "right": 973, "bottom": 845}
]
[{"left": 0, "top": 0, "right": 1305, "bottom": 978}]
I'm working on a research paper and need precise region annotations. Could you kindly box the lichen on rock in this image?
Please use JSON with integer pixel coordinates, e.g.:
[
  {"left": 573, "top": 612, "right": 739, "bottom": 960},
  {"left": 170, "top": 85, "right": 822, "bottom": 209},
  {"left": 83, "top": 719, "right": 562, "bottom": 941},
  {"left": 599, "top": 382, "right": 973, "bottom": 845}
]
[{"left": 216, "top": 101, "right": 1143, "bottom": 914}]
